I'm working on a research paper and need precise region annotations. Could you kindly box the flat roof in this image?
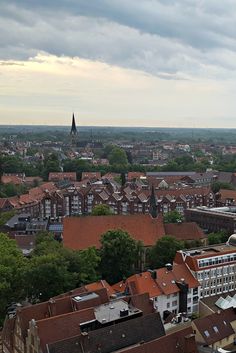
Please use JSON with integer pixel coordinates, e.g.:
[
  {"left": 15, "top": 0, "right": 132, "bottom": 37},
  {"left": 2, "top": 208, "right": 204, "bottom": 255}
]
[
  {"left": 94, "top": 299, "right": 142, "bottom": 324},
  {"left": 73, "top": 292, "right": 99, "bottom": 302},
  {"left": 181, "top": 244, "right": 236, "bottom": 258},
  {"left": 187, "top": 207, "right": 236, "bottom": 218},
  {"left": 201, "top": 290, "right": 236, "bottom": 313}
]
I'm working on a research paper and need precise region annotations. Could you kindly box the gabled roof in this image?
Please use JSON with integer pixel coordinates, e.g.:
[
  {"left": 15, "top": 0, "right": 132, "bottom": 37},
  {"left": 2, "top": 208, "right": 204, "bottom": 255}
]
[
  {"left": 36, "top": 308, "right": 95, "bottom": 352},
  {"left": 1, "top": 175, "right": 23, "bottom": 185},
  {"left": 63, "top": 214, "right": 166, "bottom": 250},
  {"left": 113, "top": 263, "right": 199, "bottom": 297},
  {"left": 218, "top": 188, "right": 236, "bottom": 201},
  {"left": 48, "top": 172, "right": 76, "bottom": 181},
  {"left": 121, "top": 327, "right": 198, "bottom": 353},
  {"left": 47, "top": 312, "right": 165, "bottom": 353},
  {"left": 85, "top": 280, "right": 115, "bottom": 297},
  {"left": 164, "top": 222, "right": 205, "bottom": 241},
  {"left": 127, "top": 172, "right": 146, "bottom": 180},
  {"left": 81, "top": 172, "right": 101, "bottom": 180},
  {"left": 193, "top": 308, "right": 236, "bottom": 345}
]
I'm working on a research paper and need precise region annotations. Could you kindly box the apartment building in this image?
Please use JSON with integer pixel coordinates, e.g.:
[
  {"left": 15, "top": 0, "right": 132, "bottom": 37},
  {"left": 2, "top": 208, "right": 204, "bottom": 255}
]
[{"left": 174, "top": 235, "right": 236, "bottom": 298}]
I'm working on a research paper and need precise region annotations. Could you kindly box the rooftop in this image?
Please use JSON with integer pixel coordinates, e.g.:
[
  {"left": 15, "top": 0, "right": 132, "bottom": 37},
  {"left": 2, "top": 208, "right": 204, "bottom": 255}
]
[{"left": 94, "top": 299, "right": 142, "bottom": 324}]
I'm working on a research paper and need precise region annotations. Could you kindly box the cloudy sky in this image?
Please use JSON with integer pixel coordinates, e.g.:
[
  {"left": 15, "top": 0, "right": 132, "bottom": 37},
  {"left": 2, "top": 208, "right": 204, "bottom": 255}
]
[{"left": 1, "top": 1, "right": 236, "bottom": 127}]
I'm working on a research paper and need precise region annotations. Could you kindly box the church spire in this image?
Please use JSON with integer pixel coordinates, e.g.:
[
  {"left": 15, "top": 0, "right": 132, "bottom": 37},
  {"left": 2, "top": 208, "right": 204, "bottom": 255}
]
[
  {"left": 70, "top": 113, "right": 77, "bottom": 135},
  {"left": 149, "top": 184, "right": 158, "bottom": 218}
]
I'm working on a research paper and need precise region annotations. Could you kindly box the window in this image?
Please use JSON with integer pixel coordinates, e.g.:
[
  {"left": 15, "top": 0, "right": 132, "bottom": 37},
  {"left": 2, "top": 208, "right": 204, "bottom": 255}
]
[
  {"left": 213, "top": 326, "right": 219, "bottom": 333},
  {"left": 167, "top": 303, "right": 170, "bottom": 308},
  {"left": 172, "top": 300, "right": 177, "bottom": 307},
  {"left": 204, "top": 330, "right": 210, "bottom": 337}
]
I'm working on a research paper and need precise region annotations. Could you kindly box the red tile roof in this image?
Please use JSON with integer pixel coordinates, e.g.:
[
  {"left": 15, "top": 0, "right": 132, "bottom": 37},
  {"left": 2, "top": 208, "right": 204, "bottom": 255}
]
[
  {"left": 48, "top": 172, "right": 76, "bottom": 181},
  {"left": 117, "top": 327, "right": 198, "bottom": 353},
  {"left": 1, "top": 175, "right": 23, "bottom": 185},
  {"left": 113, "top": 263, "right": 199, "bottom": 297},
  {"left": 127, "top": 172, "right": 146, "bottom": 180},
  {"left": 81, "top": 172, "right": 101, "bottom": 180},
  {"left": 63, "top": 214, "right": 166, "bottom": 250},
  {"left": 218, "top": 188, "right": 236, "bottom": 201},
  {"left": 36, "top": 308, "right": 95, "bottom": 352},
  {"left": 193, "top": 308, "right": 236, "bottom": 345},
  {"left": 85, "top": 280, "right": 115, "bottom": 297},
  {"left": 164, "top": 222, "right": 205, "bottom": 241}
]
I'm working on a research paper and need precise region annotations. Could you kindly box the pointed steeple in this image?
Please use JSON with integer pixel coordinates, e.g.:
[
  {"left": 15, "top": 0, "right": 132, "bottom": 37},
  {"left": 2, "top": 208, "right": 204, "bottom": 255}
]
[
  {"left": 70, "top": 113, "right": 77, "bottom": 135},
  {"left": 149, "top": 184, "right": 158, "bottom": 218}
]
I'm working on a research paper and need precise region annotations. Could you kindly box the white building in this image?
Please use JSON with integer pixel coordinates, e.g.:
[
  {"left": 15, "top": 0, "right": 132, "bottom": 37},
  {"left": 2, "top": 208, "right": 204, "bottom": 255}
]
[{"left": 174, "top": 235, "right": 236, "bottom": 298}]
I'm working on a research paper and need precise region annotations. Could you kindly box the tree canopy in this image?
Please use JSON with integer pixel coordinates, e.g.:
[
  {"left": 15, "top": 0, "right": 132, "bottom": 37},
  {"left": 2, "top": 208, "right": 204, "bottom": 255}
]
[
  {"left": 100, "top": 229, "right": 142, "bottom": 284},
  {"left": 0, "top": 231, "right": 101, "bottom": 322},
  {"left": 208, "top": 231, "right": 228, "bottom": 245},
  {"left": 108, "top": 147, "right": 128, "bottom": 166},
  {"left": 0, "top": 233, "right": 27, "bottom": 324},
  {"left": 163, "top": 210, "right": 184, "bottom": 224},
  {"left": 149, "top": 236, "right": 184, "bottom": 269},
  {"left": 91, "top": 204, "right": 114, "bottom": 216}
]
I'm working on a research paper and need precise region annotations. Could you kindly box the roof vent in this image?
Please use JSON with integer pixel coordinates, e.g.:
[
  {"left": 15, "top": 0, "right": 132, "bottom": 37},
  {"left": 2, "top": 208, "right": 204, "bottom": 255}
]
[{"left": 165, "top": 263, "right": 173, "bottom": 271}]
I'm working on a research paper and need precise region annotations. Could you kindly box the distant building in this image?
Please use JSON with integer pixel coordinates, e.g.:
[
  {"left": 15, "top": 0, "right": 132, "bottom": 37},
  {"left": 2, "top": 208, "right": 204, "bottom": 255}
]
[
  {"left": 48, "top": 172, "right": 77, "bottom": 182},
  {"left": 70, "top": 113, "right": 78, "bottom": 147},
  {"left": 185, "top": 206, "right": 236, "bottom": 234}
]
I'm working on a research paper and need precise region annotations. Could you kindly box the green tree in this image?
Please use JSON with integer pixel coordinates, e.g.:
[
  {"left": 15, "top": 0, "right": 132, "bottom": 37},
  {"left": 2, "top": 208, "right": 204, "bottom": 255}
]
[
  {"left": 26, "top": 232, "right": 101, "bottom": 301},
  {"left": 0, "top": 210, "right": 15, "bottom": 227},
  {"left": 91, "top": 204, "right": 114, "bottom": 216},
  {"left": 0, "top": 233, "right": 27, "bottom": 323},
  {"left": 211, "top": 182, "right": 234, "bottom": 193},
  {"left": 108, "top": 147, "right": 128, "bottom": 166},
  {"left": 163, "top": 210, "right": 184, "bottom": 223},
  {"left": 25, "top": 254, "right": 75, "bottom": 301},
  {"left": 149, "top": 236, "right": 184, "bottom": 269},
  {"left": 208, "top": 231, "right": 228, "bottom": 245},
  {"left": 43, "top": 153, "right": 61, "bottom": 180},
  {"left": 100, "top": 229, "right": 142, "bottom": 284}
]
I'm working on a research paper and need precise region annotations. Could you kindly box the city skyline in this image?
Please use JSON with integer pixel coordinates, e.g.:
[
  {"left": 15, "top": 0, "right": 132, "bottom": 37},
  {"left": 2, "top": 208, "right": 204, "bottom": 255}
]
[{"left": 1, "top": 1, "right": 236, "bottom": 127}]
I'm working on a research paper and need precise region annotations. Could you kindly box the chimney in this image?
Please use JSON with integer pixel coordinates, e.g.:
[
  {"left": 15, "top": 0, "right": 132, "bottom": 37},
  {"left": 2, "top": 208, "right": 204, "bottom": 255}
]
[
  {"left": 147, "top": 269, "right": 157, "bottom": 279},
  {"left": 48, "top": 298, "right": 56, "bottom": 317},
  {"left": 165, "top": 263, "right": 173, "bottom": 271}
]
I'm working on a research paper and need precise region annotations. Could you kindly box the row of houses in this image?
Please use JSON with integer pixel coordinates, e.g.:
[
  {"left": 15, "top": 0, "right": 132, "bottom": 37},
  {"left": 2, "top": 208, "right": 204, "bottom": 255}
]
[
  {"left": 4, "top": 247, "right": 236, "bottom": 353},
  {"left": 2, "top": 281, "right": 198, "bottom": 353},
  {"left": 0, "top": 178, "right": 216, "bottom": 219}
]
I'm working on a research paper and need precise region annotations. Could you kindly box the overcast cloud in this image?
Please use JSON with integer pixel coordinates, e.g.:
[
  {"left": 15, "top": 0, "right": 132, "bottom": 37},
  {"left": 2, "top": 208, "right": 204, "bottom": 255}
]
[{"left": 1, "top": 1, "right": 236, "bottom": 126}]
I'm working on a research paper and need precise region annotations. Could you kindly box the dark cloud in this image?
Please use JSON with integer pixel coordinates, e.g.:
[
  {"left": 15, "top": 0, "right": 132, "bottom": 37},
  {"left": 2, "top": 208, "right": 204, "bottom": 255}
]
[{"left": 1, "top": 0, "right": 236, "bottom": 78}]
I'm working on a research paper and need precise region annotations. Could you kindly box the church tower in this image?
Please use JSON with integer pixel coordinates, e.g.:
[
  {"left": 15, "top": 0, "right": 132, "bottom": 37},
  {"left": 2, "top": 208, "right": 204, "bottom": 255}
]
[
  {"left": 70, "top": 113, "right": 78, "bottom": 147},
  {"left": 149, "top": 185, "right": 158, "bottom": 218}
]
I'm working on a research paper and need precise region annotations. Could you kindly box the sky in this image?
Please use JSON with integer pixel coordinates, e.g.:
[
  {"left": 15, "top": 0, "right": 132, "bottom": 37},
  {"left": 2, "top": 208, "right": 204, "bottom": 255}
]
[{"left": 1, "top": 1, "right": 236, "bottom": 127}]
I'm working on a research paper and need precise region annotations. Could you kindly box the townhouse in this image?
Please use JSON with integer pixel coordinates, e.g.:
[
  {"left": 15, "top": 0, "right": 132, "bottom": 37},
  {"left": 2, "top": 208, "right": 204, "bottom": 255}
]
[
  {"left": 2, "top": 283, "right": 166, "bottom": 353},
  {"left": 113, "top": 263, "right": 200, "bottom": 320}
]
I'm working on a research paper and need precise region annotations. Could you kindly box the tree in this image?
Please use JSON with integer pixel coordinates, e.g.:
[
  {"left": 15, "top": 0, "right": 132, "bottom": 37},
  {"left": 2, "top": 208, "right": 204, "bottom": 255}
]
[
  {"left": 211, "top": 182, "right": 234, "bottom": 194},
  {"left": 0, "top": 233, "right": 27, "bottom": 324},
  {"left": 91, "top": 204, "right": 114, "bottom": 216},
  {"left": 149, "top": 236, "right": 184, "bottom": 269},
  {"left": 25, "top": 254, "right": 76, "bottom": 302},
  {"left": 25, "top": 232, "right": 101, "bottom": 301},
  {"left": 208, "top": 231, "right": 228, "bottom": 245},
  {"left": 100, "top": 229, "right": 142, "bottom": 284},
  {"left": 108, "top": 147, "right": 128, "bottom": 166},
  {"left": 0, "top": 210, "right": 15, "bottom": 227},
  {"left": 163, "top": 210, "right": 184, "bottom": 223}
]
